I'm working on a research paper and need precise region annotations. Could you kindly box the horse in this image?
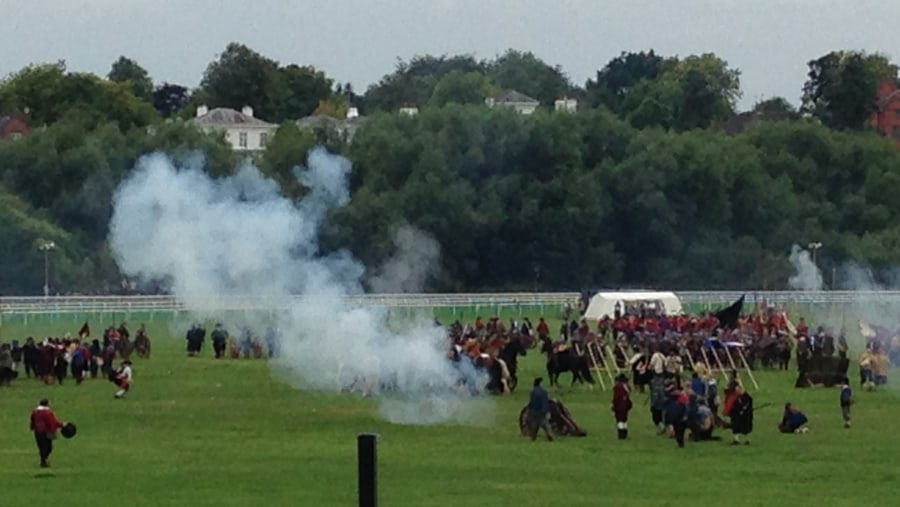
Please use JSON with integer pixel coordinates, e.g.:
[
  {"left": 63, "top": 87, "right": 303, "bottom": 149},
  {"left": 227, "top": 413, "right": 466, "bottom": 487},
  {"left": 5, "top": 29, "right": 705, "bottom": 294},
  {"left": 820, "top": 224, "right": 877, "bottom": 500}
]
[
  {"left": 540, "top": 337, "right": 594, "bottom": 387},
  {"left": 474, "top": 354, "right": 512, "bottom": 395},
  {"left": 498, "top": 337, "right": 527, "bottom": 392},
  {"left": 113, "top": 332, "right": 134, "bottom": 361},
  {"left": 134, "top": 326, "right": 151, "bottom": 359}
]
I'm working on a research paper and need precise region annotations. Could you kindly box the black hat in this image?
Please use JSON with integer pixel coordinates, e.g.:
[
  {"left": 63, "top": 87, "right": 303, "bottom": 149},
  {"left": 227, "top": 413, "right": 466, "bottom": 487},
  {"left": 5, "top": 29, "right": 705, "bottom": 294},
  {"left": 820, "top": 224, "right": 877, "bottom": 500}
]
[{"left": 61, "top": 422, "right": 77, "bottom": 439}]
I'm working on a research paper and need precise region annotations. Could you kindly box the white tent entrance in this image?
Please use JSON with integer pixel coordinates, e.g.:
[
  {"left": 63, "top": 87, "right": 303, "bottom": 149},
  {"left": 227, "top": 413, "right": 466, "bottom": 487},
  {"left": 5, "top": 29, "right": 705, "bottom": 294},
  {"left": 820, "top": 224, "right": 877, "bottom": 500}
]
[{"left": 583, "top": 291, "right": 684, "bottom": 321}]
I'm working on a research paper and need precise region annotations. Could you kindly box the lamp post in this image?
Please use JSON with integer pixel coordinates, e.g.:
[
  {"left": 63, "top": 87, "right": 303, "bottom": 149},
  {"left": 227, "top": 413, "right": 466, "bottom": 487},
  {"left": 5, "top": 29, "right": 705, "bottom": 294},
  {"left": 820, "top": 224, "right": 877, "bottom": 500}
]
[
  {"left": 38, "top": 241, "right": 56, "bottom": 297},
  {"left": 807, "top": 242, "right": 822, "bottom": 265}
]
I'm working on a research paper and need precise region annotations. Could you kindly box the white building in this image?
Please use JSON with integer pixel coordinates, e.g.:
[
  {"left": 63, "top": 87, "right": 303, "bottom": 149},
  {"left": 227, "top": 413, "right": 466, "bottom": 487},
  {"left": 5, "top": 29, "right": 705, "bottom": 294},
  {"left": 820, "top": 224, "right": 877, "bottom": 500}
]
[
  {"left": 485, "top": 90, "right": 540, "bottom": 115},
  {"left": 399, "top": 104, "right": 419, "bottom": 116},
  {"left": 295, "top": 108, "right": 365, "bottom": 144},
  {"left": 554, "top": 97, "right": 578, "bottom": 112},
  {"left": 191, "top": 105, "right": 278, "bottom": 152}
]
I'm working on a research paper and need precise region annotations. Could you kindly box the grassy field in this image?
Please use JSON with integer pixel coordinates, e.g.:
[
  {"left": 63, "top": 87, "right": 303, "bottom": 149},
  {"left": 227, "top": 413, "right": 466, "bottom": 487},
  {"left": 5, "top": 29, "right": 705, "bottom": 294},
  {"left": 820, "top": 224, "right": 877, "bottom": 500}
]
[{"left": 0, "top": 312, "right": 897, "bottom": 507}]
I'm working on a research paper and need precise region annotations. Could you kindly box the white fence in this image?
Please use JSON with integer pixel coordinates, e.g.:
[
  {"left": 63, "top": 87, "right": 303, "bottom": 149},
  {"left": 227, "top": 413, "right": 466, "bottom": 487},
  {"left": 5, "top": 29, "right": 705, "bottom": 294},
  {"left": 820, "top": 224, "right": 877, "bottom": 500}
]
[{"left": 2, "top": 291, "right": 900, "bottom": 316}]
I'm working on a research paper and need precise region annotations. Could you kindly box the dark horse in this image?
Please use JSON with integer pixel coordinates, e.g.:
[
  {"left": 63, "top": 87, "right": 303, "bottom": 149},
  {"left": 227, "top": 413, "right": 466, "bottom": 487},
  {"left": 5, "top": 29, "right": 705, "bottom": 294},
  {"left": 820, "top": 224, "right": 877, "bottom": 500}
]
[
  {"left": 499, "top": 337, "right": 527, "bottom": 392},
  {"left": 540, "top": 337, "right": 594, "bottom": 387}
]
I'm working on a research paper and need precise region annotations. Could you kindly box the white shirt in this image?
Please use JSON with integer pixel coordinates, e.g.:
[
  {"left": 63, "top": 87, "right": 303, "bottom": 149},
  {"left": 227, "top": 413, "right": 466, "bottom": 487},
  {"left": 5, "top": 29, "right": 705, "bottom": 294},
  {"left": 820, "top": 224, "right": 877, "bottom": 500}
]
[
  {"left": 650, "top": 352, "right": 666, "bottom": 374},
  {"left": 118, "top": 365, "right": 133, "bottom": 382}
]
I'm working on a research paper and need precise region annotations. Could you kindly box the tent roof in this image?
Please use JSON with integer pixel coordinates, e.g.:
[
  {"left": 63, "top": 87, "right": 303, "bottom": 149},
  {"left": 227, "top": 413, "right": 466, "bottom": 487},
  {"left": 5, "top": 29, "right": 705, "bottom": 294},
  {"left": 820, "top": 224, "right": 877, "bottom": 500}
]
[{"left": 589, "top": 291, "right": 679, "bottom": 301}]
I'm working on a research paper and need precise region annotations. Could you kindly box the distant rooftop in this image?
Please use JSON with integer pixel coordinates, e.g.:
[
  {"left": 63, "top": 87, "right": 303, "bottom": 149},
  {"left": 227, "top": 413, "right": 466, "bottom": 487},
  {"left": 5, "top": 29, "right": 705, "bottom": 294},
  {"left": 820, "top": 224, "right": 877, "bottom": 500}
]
[
  {"left": 296, "top": 114, "right": 364, "bottom": 129},
  {"left": 492, "top": 90, "right": 539, "bottom": 104},
  {"left": 192, "top": 106, "right": 275, "bottom": 127}
]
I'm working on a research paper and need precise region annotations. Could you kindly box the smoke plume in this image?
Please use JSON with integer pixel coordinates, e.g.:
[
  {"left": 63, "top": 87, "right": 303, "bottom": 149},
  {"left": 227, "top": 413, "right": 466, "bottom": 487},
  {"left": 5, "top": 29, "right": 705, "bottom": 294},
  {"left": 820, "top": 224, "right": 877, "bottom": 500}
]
[
  {"left": 784, "top": 245, "right": 900, "bottom": 353},
  {"left": 108, "top": 147, "right": 489, "bottom": 425},
  {"left": 368, "top": 223, "right": 442, "bottom": 293},
  {"left": 788, "top": 244, "right": 823, "bottom": 291}
]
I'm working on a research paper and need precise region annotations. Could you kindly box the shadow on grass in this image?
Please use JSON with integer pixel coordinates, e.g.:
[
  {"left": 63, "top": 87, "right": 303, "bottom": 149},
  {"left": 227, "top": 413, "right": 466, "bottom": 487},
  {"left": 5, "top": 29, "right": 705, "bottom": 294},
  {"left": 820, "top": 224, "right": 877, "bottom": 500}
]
[{"left": 33, "top": 472, "right": 55, "bottom": 479}]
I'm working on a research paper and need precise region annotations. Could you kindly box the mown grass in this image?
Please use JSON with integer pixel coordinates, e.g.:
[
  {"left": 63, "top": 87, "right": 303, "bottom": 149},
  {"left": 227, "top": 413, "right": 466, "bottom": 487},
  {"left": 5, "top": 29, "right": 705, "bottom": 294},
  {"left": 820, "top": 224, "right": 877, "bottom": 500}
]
[{"left": 0, "top": 313, "right": 897, "bottom": 507}]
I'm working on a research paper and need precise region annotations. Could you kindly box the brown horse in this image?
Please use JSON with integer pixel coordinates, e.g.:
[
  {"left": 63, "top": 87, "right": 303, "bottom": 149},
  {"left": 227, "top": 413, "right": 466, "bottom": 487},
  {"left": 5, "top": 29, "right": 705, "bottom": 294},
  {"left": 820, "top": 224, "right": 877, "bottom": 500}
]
[{"left": 134, "top": 325, "right": 151, "bottom": 359}]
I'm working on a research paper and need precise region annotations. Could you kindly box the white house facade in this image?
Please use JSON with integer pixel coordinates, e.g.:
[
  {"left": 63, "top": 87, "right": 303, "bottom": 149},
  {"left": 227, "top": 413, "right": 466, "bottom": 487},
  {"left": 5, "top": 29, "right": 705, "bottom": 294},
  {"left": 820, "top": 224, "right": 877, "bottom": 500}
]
[
  {"left": 295, "top": 110, "right": 365, "bottom": 144},
  {"left": 191, "top": 105, "right": 278, "bottom": 152},
  {"left": 554, "top": 97, "right": 578, "bottom": 112},
  {"left": 485, "top": 90, "right": 540, "bottom": 115}
]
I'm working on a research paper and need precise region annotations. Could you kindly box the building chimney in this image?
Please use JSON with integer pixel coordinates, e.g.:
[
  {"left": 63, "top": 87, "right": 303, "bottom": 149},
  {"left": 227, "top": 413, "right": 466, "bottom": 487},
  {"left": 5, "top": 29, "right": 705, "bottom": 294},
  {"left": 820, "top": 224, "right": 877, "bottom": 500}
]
[
  {"left": 196, "top": 105, "right": 208, "bottom": 117},
  {"left": 242, "top": 105, "right": 254, "bottom": 117}
]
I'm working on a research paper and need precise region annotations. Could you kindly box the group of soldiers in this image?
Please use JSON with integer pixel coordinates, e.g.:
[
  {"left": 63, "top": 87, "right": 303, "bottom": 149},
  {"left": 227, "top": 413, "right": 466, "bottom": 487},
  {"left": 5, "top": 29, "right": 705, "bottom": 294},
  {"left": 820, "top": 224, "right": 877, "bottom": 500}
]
[
  {"left": 610, "top": 362, "right": 755, "bottom": 448},
  {"left": 0, "top": 322, "right": 140, "bottom": 399},
  {"left": 184, "top": 323, "right": 281, "bottom": 359},
  {"left": 0, "top": 322, "right": 147, "bottom": 386}
]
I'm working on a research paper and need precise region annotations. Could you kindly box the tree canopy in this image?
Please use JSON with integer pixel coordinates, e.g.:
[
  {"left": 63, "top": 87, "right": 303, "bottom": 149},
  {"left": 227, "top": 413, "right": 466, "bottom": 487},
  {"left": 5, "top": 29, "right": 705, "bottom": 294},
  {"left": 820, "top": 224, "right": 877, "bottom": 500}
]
[{"left": 1, "top": 44, "right": 899, "bottom": 295}]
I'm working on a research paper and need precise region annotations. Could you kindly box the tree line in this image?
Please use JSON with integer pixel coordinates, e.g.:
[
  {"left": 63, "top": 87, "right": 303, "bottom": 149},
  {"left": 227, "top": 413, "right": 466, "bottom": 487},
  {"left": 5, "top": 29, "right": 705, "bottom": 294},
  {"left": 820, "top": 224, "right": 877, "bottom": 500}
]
[{"left": 0, "top": 44, "right": 898, "bottom": 295}]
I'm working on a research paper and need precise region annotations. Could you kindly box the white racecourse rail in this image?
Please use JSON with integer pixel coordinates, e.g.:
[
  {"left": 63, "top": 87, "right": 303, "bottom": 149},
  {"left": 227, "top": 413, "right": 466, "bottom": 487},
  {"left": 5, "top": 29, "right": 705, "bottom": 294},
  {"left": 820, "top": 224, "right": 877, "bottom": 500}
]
[{"left": 1, "top": 291, "right": 899, "bottom": 316}]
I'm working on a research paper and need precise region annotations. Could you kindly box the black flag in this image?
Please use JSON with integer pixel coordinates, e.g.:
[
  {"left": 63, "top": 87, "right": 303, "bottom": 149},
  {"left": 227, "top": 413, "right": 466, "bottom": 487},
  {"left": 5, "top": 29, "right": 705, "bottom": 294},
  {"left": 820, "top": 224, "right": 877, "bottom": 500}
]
[{"left": 714, "top": 295, "right": 744, "bottom": 330}]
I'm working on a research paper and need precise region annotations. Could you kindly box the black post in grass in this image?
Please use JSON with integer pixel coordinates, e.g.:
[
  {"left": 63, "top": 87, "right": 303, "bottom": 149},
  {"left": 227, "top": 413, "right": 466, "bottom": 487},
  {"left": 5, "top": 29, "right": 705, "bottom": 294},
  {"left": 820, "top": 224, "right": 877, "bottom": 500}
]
[{"left": 358, "top": 433, "right": 378, "bottom": 507}]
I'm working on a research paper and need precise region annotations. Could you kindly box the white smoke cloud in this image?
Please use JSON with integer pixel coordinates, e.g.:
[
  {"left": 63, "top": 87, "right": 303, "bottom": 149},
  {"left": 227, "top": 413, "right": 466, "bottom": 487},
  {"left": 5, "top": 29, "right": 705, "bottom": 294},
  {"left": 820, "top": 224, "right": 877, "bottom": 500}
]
[
  {"left": 368, "top": 223, "right": 442, "bottom": 293},
  {"left": 834, "top": 262, "right": 900, "bottom": 341},
  {"left": 108, "top": 147, "right": 489, "bottom": 425},
  {"left": 783, "top": 245, "right": 900, "bottom": 354},
  {"left": 788, "top": 244, "right": 823, "bottom": 291}
]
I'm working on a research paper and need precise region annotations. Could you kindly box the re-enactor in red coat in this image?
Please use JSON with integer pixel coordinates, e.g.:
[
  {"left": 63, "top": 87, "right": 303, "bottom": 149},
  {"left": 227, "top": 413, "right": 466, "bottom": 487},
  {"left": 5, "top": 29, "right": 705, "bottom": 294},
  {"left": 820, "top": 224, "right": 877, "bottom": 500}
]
[
  {"left": 611, "top": 373, "right": 633, "bottom": 440},
  {"left": 30, "top": 398, "right": 64, "bottom": 468}
]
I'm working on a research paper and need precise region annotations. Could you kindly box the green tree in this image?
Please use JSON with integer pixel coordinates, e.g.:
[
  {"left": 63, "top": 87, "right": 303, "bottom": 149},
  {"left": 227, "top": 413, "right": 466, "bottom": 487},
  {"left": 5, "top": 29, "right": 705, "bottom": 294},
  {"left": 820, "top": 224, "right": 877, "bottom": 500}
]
[
  {"left": 258, "top": 122, "right": 317, "bottom": 198},
  {"left": 276, "top": 64, "right": 335, "bottom": 120},
  {"left": 486, "top": 49, "right": 573, "bottom": 106},
  {"left": 108, "top": 56, "right": 154, "bottom": 101},
  {"left": 0, "top": 62, "right": 157, "bottom": 129},
  {"left": 362, "top": 54, "right": 485, "bottom": 112},
  {"left": 429, "top": 70, "right": 496, "bottom": 107},
  {"left": 0, "top": 62, "right": 70, "bottom": 125},
  {"left": 801, "top": 50, "right": 895, "bottom": 130},
  {"left": 199, "top": 43, "right": 281, "bottom": 121},
  {"left": 752, "top": 97, "right": 798, "bottom": 118},
  {"left": 622, "top": 53, "right": 741, "bottom": 131},
  {"left": 585, "top": 51, "right": 671, "bottom": 112}
]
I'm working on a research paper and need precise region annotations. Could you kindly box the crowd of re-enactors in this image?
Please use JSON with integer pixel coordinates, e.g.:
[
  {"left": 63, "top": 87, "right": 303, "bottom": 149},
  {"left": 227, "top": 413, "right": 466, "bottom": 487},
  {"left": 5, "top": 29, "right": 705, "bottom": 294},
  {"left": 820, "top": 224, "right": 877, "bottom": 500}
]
[
  {"left": 4, "top": 304, "right": 890, "bottom": 450},
  {"left": 0, "top": 323, "right": 141, "bottom": 398},
  {"left": 445, "top": 301, "right": 889, "bottom": 447}
]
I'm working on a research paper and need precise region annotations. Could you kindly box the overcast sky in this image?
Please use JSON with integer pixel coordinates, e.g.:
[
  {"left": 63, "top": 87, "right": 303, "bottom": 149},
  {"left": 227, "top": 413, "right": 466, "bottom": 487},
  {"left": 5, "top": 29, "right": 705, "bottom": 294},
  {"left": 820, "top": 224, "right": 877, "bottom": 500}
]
[{"left": 1, "top": 0, "right": 896, "bottom": 111}]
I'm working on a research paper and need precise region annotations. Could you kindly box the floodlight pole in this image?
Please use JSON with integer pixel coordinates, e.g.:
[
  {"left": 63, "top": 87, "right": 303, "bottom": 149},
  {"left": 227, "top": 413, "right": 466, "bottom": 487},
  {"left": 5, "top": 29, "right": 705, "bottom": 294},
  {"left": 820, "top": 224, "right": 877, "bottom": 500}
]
[
  {"left": 358, "top": 433, "right": 378, "bottom": 507},
  {"left": 38, "top": 241, "right": 56, "bottom": 298},
  {"left": 807, "top": 241, "right": 822, "bottom": 265}
]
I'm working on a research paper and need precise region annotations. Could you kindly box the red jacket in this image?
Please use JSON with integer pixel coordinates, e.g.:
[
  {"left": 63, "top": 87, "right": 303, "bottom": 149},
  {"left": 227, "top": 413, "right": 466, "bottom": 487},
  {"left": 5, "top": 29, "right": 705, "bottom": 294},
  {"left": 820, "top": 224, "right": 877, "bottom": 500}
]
[
  {"left": 612, "top": 382, "right": 633, "bottom": 418},
  {"left": 30, "top": 407, "right": 63, "bottom": 434}
]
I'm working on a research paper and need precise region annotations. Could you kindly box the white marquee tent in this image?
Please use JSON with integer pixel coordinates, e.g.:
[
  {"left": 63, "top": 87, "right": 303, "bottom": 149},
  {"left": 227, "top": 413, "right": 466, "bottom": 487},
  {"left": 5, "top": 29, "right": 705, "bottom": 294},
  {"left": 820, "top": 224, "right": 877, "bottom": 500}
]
[{"left": 583, "top": 291, "right": 683, "bottom": 321}]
